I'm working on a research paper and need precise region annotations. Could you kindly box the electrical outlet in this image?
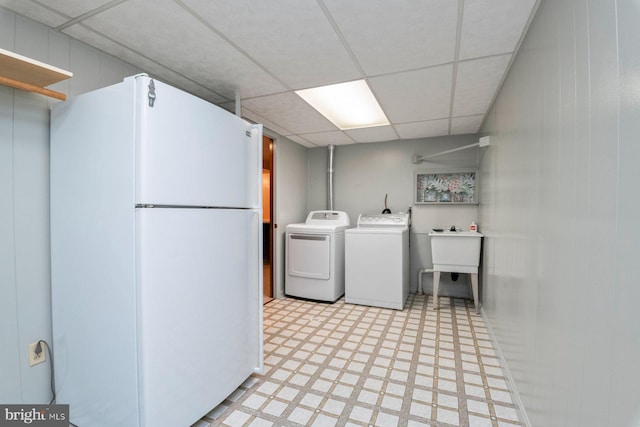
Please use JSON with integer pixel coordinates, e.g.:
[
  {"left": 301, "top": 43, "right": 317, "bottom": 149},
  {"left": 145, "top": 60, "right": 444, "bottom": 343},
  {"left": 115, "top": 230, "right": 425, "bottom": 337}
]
[{"left": 28, "top": 342, "right": 46, "bottom": 367}]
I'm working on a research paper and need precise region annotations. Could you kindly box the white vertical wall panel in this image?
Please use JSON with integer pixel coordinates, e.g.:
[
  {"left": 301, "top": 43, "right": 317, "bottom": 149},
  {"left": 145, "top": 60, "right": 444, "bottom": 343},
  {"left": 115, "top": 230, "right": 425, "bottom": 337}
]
[
  {"left": 563, "top": 2, "right": 591, "bottom": 423},
  {"left": 0, "top": 8, "right": 15, "bottom": 47},
  {"left": 549, "top": 2, "right": 581, "bottom": 424},
  {"left": 12, "top": 14, "right": 56, "bottom": 405},
  {"left": 12, "top": 90, "right": 53, "bottom": 405},
  {"left": 579, "top": 2, "right": 618, "bottom": 425},
  {"left": 0, "top": 86, "right": 21, "bottom": 403},
  {"left": 479, "top": 0, "right": 640, "bottom": 425},
  {"left": 47, "top": 30, "right": 72, "bottom": 98},
  {"left": 530, "top": 4, "right": 558, "bottom": 422},
  {"left": 14, "top": 15, "right": 47, "bottom": 60},
  {"left": 69, "top": 39, "right": 102, "bottom": 96},
  {"left": 609, "top": 1, "right": 640, "bottom": 426},
  {"left": 0, "top": 9, "right": 19, "bottom": 404}
]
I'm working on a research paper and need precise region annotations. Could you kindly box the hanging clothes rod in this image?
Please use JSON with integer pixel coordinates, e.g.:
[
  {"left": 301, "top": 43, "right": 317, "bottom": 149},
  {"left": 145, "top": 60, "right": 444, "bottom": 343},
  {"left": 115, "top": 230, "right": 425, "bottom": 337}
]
[{"left": 411, "top": 136, "right": 490, "bottom": 164}]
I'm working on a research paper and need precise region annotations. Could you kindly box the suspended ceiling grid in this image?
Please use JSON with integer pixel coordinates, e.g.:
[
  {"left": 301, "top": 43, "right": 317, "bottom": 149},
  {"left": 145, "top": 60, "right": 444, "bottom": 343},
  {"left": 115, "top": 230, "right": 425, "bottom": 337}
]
[{"left": 0, "top": 0, "right": 539, "bottom": 147}]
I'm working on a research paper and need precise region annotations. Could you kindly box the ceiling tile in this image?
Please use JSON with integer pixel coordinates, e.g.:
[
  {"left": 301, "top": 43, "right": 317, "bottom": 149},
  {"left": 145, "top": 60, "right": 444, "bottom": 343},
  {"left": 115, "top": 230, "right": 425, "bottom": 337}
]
[
  {"left": 370, "top": 64, "right": 453, "bottom": 123},
  {"left": 299, "top": 131, "right": 354, "bottom": 147},
  {"left": 241, "top": 108, "right": 293, "bottom": 137},
  {"left": 323, "top": 0, "right": 458, "bottom": 75},
  {"left": 395, "top": 119, "right": 450, "bottom": 139},
  {"left": 242, "top": 92, "right": 338, "bottom": 135},
  {"left": 181, "top": 0, "right": 361, "bottom": 90},
  {"left": 44, "top": 0, "right": 116, "bottom": 18},
  {"left": 63, "top": 24, "right": 228, "bottom": 104},
  {"left": 345, "top": 125, "right": 399, "bottom": 143},
  {"left": 450, "top": 115, "right": 484, "bottom": 134},
  {"left": 286, "top": 135, "right": 317, "bottom": 148},
  {"left": 0, "top": 0, "right": 68, "bottom": 27},
  {"left": 459, "top": 0, "right": 537, "bottom": 60},
  {"left": 79, "top": 0, "right": 287, "bottom": 99},
  {"left": 452, "top": 55, "right": 510, "bottom": 117}
]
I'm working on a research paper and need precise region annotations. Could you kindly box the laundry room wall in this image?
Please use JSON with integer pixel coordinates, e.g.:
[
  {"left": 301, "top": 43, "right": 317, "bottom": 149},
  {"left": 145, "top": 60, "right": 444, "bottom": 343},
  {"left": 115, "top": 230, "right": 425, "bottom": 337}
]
[
  {"left": 478, "top": 1, "right": 640, "bottom": 426},
  {"left": 0, "top": 10, "right": 141, "bottom": 403},
  {"left": 306, "top": 136, "right": 482, "bottom": 297}
]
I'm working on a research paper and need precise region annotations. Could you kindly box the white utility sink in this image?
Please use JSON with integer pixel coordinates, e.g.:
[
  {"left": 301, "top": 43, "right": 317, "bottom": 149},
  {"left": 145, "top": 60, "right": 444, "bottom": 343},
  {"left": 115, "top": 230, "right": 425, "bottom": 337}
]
[{"left": 428, "top": 230, "right": 483, "bottom": 313}]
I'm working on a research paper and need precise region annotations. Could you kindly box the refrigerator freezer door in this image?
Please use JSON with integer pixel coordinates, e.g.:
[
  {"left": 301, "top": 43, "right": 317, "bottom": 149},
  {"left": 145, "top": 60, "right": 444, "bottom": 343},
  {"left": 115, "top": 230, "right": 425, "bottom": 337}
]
[
  {"left": 136, "top": 208, "right": 263, "bottom": 427},
  {"left": 134, "top": 75, "right": 261, "bottom": 209}
]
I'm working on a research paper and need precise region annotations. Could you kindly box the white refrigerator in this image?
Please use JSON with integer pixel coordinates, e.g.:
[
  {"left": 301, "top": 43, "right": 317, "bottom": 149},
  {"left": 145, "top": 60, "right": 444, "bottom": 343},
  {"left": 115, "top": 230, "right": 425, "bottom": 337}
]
[{"left": 50, "top": 74, "right": 263, "bottom": 427}]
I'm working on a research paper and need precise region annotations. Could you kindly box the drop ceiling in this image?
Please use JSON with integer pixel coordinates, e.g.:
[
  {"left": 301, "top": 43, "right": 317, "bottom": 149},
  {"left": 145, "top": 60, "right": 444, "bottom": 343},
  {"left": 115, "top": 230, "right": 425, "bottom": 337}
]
[{"left": 0, "top": 0, "right": 539, "bottom": 147}]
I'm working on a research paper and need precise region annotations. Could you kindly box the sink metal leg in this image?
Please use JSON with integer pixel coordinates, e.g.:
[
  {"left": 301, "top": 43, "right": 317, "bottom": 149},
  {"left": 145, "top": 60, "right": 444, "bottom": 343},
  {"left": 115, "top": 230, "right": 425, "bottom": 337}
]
[
  {"left": 433, "top": 271, "right": 440, "bottom": 310},
  {"left": 470, "top": 273, "right": 479, "bottom": 314}
]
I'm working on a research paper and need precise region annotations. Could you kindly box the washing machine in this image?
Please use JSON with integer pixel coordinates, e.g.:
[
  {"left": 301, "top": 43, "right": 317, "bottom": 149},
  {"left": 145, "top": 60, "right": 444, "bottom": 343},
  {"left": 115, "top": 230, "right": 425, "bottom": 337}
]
[
  {"left": 285, "top": 211, "right": 351, "bottom": 302},
  {"left": 345, "top": 213, "right": 410, "bottom": 310}
]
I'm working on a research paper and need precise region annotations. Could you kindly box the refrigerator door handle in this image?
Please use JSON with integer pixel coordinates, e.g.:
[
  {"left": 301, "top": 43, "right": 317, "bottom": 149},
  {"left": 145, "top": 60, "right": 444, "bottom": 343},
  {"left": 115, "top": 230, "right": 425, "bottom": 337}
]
[
  {"left": 248, "top": 124, "right": 263, "bottom": 209},
  {"left": 251, "top": 210, "right": 265, "bottom": 374},
  {"left": 249, "top": 209, "right": 264, "bottom": 374}
]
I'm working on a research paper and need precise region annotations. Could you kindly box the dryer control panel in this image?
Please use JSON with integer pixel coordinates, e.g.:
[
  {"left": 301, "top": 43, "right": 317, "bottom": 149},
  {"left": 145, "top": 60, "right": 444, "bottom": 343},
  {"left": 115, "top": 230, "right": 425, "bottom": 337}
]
[{"left": 306, "top": 210, "right": 351, "bottom": 227}]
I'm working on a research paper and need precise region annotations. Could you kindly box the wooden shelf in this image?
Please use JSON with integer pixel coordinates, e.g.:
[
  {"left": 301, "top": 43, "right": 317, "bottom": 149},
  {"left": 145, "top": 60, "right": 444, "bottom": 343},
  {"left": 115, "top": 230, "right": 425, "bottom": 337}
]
[{"left": 0, "top": 48, "right": 72, "bottom": 100}]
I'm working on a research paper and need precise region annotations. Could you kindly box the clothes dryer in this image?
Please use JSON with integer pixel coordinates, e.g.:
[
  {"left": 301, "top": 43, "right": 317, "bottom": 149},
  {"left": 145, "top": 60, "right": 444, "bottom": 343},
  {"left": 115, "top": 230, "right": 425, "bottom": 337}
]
[{"left": 285, "top": 211, "right": 351, "bottom": 302}]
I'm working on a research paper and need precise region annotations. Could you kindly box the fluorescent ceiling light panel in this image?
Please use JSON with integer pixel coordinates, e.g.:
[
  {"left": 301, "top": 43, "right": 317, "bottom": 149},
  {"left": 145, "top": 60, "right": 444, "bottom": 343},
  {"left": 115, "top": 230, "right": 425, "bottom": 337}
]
[{"left": 295, "top": 80, "right": 389, "bottom": 130}]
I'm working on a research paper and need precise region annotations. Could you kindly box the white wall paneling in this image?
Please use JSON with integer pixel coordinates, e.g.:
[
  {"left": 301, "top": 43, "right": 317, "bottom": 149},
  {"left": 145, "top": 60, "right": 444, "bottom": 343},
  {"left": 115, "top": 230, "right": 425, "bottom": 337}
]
[
  {"left": 0, "top": 85, "right": 21, "bottom": 404},
  {"left": 609, "top": 1, "right": 640, "bottom": 426},
  {"left": 479, "top": 0, "right": 640, "bottom": 425}
]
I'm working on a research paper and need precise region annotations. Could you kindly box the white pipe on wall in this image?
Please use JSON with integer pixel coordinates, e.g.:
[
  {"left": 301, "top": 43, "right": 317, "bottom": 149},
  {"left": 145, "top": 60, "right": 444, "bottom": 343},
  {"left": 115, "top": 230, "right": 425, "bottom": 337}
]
[
  {"left": 327, "top": 144, "right": 335, "bottom": 211},
  {"left": 235, "top": 91, "right": 241, "bottom": 117},
  {"left": 417, "top": 267, "right": 434, "bottom": 295}
]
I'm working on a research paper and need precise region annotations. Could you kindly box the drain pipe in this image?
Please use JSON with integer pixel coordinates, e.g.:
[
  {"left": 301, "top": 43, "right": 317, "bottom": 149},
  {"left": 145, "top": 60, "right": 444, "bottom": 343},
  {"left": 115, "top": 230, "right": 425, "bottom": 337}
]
[
  {"left": 417, "top": 268, "right": 434, "bottom": 294},
  {"left": 327, "top": 144, "right": 335, "bottom": 211}
]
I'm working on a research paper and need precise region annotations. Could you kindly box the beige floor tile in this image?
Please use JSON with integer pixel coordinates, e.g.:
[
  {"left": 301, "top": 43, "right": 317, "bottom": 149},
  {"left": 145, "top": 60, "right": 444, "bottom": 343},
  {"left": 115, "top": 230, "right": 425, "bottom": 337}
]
[{"left": 200, "top": 295, "right": 523, "bottom": 427}]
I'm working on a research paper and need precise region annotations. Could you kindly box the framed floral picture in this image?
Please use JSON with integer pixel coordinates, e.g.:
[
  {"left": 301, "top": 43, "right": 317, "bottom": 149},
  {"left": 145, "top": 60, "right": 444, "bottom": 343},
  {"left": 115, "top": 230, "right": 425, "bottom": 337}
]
[{"left": 414, "top": 169, "right": 478, "bottom": 204}]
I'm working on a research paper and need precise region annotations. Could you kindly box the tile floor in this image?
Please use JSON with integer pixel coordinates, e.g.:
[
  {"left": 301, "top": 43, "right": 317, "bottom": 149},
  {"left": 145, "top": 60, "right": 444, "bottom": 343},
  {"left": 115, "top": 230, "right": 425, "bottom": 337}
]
[{"left": 194, "top": 294, "right": 523, "bottom": 427}]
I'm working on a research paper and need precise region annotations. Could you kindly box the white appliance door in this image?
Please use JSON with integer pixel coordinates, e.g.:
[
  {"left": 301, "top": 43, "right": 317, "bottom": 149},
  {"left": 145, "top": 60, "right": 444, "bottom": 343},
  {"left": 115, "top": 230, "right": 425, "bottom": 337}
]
[
  {"left": 134, "top": 75, "right": 261, "bottom": 208},
  {"left": 287, "top": 233, "right": 331, "bottom": 279},
  {"left": 136, "top": 208, "right": 263, "bottom": 427}
]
